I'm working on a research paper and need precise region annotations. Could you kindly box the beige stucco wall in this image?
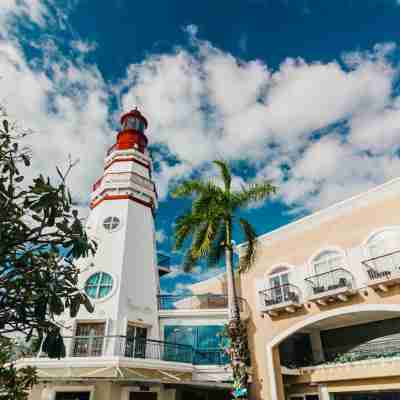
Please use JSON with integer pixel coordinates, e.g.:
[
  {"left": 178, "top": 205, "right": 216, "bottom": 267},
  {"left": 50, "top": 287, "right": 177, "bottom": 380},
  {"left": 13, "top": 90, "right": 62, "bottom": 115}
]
[
  {"left": 239, "top": 184, "right": 400, "bottom": 400},
  {"left": 189, "top": 273, "right": 242, "bottom": 297},
  {"left": 28, "top": 382, "right": 173, "bottom": 400}
]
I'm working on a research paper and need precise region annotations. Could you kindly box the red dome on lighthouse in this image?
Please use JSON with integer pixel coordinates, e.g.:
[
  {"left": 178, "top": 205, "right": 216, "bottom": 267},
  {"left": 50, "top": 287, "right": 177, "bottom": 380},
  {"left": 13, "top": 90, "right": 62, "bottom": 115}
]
[{"left": 116, "top": 108, "right": 149, "bottom": 153}]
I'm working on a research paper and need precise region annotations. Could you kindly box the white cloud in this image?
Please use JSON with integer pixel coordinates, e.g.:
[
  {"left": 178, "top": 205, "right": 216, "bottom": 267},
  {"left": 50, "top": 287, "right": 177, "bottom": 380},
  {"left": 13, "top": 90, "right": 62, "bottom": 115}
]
[
  {"left": 0, "top": 0, "right": 48, "bottom": 30},
  {"left": 118, "top": 30, "right": 400, "bottom": 213},
  {"left": 2, "top": 7, "right": 400, "bottom": 220},
  {"left": 71, "top": 39, "right": 97, "bottom": 54},
  {"left": 156, "top": 229, "right": 166, "bottom": 243},
  {"left": 0, "top": 2, "right": 111, "bottom": 208}
]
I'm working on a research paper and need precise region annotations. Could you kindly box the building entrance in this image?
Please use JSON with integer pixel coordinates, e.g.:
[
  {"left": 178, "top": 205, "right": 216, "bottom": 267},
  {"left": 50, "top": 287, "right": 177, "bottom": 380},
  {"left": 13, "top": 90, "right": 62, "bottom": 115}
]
[
  {"left": 55, "top": 393, "right": 90, "bottom": 400},
  {"left": 334, "top": 392, "right": 400, "bottom": 400}
]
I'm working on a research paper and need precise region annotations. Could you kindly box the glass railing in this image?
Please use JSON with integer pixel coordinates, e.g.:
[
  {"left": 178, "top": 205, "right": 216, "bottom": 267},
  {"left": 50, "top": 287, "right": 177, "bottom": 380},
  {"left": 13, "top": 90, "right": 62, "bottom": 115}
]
[
  {"left": 194, "top": 348, "right": 230, "bottom": 365},
  {"left": 259, "top": 284, "right": 302, "bottom": 308},
  {"left": 304, "top": 268, "right": 354, "bottom": 297},
  {"left": 157, "top": 294, "right": 229, "bottom": 310}
]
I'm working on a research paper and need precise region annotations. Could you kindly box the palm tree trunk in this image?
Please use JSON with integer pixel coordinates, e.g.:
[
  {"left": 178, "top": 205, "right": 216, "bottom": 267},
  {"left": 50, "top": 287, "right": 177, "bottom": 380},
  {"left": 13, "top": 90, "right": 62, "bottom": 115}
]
[{"left": 225, "top": 219, "right": 241, "bottom": 322}]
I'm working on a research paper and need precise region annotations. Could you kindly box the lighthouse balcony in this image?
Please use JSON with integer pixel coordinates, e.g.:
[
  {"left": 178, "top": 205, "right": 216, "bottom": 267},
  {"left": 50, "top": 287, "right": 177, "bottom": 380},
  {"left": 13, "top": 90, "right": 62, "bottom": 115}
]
[
  {"left": 91, "top": 172, "right": 155, "bottom": 198},
  {"left": 105, "top": 145, "right": 151, "bottom": 165},
  {"left": 90, "top": 173, "right": 157, "bottom": 209}
]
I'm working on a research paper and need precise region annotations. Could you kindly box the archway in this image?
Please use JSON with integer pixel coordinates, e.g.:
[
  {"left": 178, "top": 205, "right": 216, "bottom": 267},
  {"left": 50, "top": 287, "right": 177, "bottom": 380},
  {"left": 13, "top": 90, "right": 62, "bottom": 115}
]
[{"left": 265, "top": 304, "right": 400, "bottom": 400}]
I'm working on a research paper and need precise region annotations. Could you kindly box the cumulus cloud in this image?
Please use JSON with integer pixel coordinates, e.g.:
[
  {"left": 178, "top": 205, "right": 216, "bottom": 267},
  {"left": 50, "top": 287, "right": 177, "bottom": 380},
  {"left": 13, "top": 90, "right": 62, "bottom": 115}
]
[
  {"left": 71, "top": 39, "right": 97, "bottom": 54},
  {"left": 156, "top": 229, "right": 166, "bottom": 243},
  {"left": 0, "top": 0, "right": 48, "bottom": 31},
  {"left": 118, "top": 30, "right": 400, "bottom": 212},
  {"left": 0, "top": 1, "right": 112, "bottom": 210},
  {"left": 3, "top": 2, "right": 400, "bottom": 220}
]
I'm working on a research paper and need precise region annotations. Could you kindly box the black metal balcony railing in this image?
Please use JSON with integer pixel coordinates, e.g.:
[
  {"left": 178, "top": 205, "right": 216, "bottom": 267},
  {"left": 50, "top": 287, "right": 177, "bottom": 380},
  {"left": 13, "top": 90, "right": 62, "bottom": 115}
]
[
  {"left": 362, "top": 250, "right": 400, "bottom": 282},
  {"left": 260, "top": 284, "right": 302, "bottom": 308},
  {"left": 72, "top": 336, "right": 104, "bottom": 357},
  {"left": 39, "top": 336, "right": 228, "bottom": 366},
  {"left": 305, "top": 268, "right": 354, "bottom": 297},
  {"left": 325, "top": 337, "right": 400, "bottom": 364}
]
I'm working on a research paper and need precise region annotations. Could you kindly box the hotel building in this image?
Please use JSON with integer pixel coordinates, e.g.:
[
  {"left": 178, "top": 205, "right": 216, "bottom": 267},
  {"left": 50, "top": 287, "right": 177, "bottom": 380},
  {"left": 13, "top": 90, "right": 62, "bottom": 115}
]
[
  {"left": 16, "top": 108, "right": 400, "bottom": 400},
  {"left": 238, "top": 176, "right": 400, "bottom": 400}
]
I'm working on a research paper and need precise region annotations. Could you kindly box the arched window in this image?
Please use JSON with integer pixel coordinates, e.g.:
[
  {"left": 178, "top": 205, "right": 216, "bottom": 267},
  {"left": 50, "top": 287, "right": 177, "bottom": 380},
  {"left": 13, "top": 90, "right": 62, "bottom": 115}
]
[
  {"left": 268, "top": 266, "right": 290, "bottom": 303},
  {"left": 312, "top": 250, "right": 344, "bottom": 275},
  {"left": 366, "top": 229, "right": 400, "bottom": 271},
  {"left": 310, "top": 250, "right": 345, "bottom": 291},
  {"left": 269, "top": 266, "right": 289, "bottom": 288}
]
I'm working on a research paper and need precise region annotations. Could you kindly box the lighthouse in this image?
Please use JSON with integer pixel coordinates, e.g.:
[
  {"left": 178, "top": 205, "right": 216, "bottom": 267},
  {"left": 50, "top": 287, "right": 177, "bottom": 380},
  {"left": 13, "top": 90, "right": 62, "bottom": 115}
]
[
  {"left": 20, "top": 109, "right": 233, "bottom": 400},
  {"left": 74, "top": 108, "right": 161, "bottom": 346}
]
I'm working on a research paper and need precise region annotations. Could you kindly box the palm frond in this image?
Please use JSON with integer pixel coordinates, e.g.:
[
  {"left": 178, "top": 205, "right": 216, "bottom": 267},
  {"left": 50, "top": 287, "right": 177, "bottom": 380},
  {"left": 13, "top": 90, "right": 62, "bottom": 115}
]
[
  {"left": 182, "top": 249, "right": 197, "bottom": 273},
  {"left": 171, "top": 180, "right": 212, "bottom": 199},
  {"left": 206, "top": 224, "right": 226, "bottom": 269},
  {"left": 213, "top": 160, "right": 231, "bottom": 192},
  {"left": 238, "top": 218, "right": 257, "bottom": 272},
  {"left": 192, "top": 183, "right": 224, "bottom": 216},
  {"left": 192, "top": 217, "right": 221, "bottom": 259},
  {"left": 174, "top": 211, "right": 202, "bottom": 250},
  {"left": 232, "top": 181, "right": 276, "bottom": 209}
]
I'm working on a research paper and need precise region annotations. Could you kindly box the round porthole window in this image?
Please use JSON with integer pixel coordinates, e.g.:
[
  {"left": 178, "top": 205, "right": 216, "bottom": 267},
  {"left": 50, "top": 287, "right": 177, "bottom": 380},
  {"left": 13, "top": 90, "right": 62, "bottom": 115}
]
[
  {"left": 103, "top": 216, "right": 120, "bottom": 232},
  {"left": 85, "top": 272, "right": 114, "bottom": 299}
]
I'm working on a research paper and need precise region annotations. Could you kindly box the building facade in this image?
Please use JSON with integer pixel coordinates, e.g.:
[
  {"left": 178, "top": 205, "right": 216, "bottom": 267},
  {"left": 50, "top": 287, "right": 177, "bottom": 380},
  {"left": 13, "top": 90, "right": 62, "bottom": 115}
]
[
  {"left": 17, "top": 110, "right": 236, "bottom": 400},
  {"left": 17, "top": 108, "right": 400, "bottom": 400},
  {"left": 238, "top": 177, "right": 400, "bottom": 400}
]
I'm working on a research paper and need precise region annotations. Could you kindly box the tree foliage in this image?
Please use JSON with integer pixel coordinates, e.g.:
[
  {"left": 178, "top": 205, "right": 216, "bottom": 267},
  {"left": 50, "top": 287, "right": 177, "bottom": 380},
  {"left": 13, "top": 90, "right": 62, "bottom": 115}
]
[
  {"left": 0, "top": 109, "right": 97, "bottom": 398},
  {"left": 173, "top": 160, "right": 276, "bottom": 273}
]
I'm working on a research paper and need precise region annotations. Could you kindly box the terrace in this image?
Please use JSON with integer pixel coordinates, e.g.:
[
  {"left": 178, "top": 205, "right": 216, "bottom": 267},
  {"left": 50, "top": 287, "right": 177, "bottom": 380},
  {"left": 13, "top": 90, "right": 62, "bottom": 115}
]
[
  {"left": 36, "top": 335, "right": 227, "bottom": 366},
  {"left": 259, "top": 283, "right": 303, "bottom": 316},
  {"left": 363, "top": 250, "right": 400, "bottom": 291},
  {"left": 305, "top": 267, "right": 356, "bottom": 305}
]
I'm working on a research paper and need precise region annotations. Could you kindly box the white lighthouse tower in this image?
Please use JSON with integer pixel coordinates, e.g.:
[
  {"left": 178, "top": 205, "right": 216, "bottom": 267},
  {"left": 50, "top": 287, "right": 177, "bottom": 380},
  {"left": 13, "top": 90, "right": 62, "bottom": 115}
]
[{"left": 70, "top": 109, "right": 161, "bottom": 349}]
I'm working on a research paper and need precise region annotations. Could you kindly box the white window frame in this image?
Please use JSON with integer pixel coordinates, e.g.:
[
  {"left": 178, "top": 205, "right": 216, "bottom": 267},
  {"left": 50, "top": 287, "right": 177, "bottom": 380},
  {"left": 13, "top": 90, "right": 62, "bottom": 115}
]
[
  {"left": 102, "top": 215, "right": 122, "bottom": 232},
  {"left": 84, "top": 271, "right": 118, "bottom": 303}
]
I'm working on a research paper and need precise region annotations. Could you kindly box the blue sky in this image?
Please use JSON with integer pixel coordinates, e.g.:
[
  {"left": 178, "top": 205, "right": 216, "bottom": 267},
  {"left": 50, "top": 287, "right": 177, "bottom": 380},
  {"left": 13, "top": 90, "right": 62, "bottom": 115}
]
[{"left": 2, "top": 0, "right": 400, "bottom": 294}]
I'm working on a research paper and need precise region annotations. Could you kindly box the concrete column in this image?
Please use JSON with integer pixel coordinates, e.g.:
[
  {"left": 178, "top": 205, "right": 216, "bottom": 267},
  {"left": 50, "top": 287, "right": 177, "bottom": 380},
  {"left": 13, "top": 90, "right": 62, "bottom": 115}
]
[
  {"left": 41, "top": 388, "right": 55, "bottom": 400},
  {"left": 319, "top": 384, "right": 330, "bottom": 400},
  {"left": 272, "top": 346, "right": 286, "bottom": 400},
  {"left": 310, "top": 330, "right": 325, "bottom": 363}
]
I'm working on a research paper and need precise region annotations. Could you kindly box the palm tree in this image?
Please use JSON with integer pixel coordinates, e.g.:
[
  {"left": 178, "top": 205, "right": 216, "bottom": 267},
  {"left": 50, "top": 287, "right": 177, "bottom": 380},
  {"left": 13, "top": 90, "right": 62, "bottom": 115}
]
[
  {"left": 172, "top": 160, "right": 276, "bottom": 321},
  {"left": 172, "top": 160, "right": 275, "bottom": 398}
]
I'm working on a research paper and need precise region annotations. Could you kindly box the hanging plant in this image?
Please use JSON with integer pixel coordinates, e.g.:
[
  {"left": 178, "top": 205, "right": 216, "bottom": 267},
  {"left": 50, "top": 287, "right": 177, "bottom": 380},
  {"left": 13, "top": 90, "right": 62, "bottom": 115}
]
[{"left": 219, "top": 320, "right": 251, "bottom": 399}]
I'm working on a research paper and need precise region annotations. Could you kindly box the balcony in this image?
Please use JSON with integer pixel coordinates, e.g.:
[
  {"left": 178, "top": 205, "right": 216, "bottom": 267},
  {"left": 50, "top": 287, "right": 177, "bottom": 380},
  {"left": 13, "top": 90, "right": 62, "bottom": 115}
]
[
  {"left": 362, "top": 250, "right": 400, "bottom": 291},
  {"left": 38, "top": 336, "right": 228, "bottom": 366},
  {"left": 157, "top": 294, "right": 250, "bottom": 319},
  {"left": 158, "top": 294, "right": 228, "bottom": 310},
  {"left": 305, "top": 268, "right": 356, "bottom": 305},
  {"left": 259, "top": 284, "right": 303, "bottom": 316},
  {"left": 42, "top": 336, "right": 194, "bottom": 363},
  {"left": 324, "top": 337, "right": 400, "bottom": 365}
]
